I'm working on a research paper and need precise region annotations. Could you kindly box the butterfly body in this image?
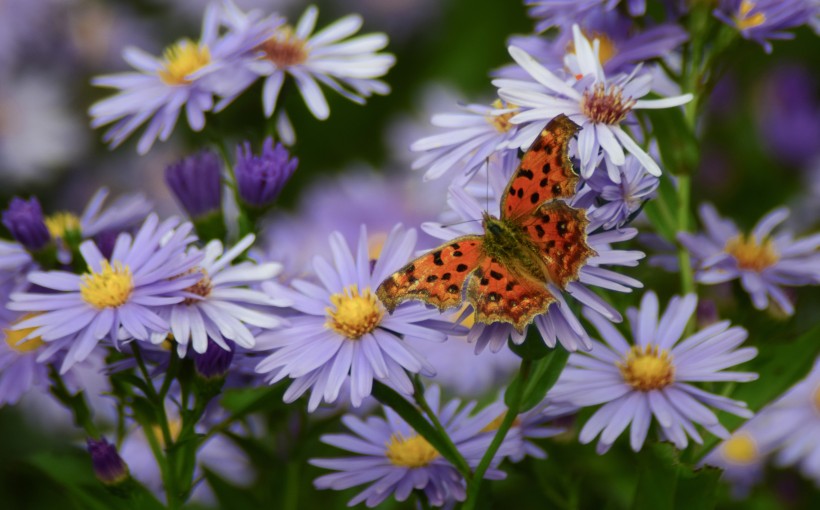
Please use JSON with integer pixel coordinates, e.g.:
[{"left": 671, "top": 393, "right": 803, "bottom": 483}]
[{"left": 377, "top": 114, "right": 595, "bottom": 332}]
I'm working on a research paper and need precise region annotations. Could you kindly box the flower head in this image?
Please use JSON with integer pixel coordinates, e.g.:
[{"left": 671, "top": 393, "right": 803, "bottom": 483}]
[
  {"left": 678, "top": 204, "right": 820, "bottom": 315},
  {"left": 2, "top": 197, "right": 50, "bottom": 251},
  {"left": 165, "top": 150, "right": 223, "bottom": 219},
  {"left": 548, "top": 291, "right": 757, "bottom": 453},
  {"left": 714, "top": 0, "right": 815, "bottom": 53},
  {"left": 235, "top": 137, "right": 298, "bottom": 209},
  {"left": 222, "top": 3, "right": 395, "bottom": 120},
  {"left": 494, "top": 26, "right": 692, "bottom": 180},
  {"left": 254, "top": 225, "right": 463, "bottom": 411},
  {"left": 87, "top": 437, "right": 130, "bottom": 485},
  {"left": 310, "top": 385, "right": 508, "bottom": 507},
  {"left": 8, "top": 215, "right": 202, "bottom": 372}
]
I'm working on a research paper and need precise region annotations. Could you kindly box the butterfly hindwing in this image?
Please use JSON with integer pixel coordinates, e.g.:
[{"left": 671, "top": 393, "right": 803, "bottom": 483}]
[
  {"left": 501, "top": 114, "right": 581, "bottom": 220},
  {"left": 519, "top": 201, "right": 595, "bottom": 288},
  {"left": 376, "top": 235, "right": 485, "bottom": 313},
  {"left": 466, "top": 257, "right": 556, "bottom": 332}
]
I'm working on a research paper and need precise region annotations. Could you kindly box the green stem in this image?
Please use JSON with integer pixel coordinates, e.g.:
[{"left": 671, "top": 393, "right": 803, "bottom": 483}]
[
  {"left": 463, "top": 359, "right": 532, "bottom": 510},
  {"left": 48, "top": 366, "right": 100, "bottom": 439},
  {"left": 412, "top": 376, "right": 472, "bottom": 481}
]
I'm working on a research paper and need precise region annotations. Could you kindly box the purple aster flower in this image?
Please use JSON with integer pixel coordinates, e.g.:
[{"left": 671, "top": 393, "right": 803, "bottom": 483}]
[
  {"left": 409, "top": 99, "right": 521, "bottom": 182},
  {"left": 89, "top": 3, "right": 276, "bottom": 154},
  {"left": 165, "top": 150, "right": 223, "bottom": 218},
  {"left": 220, "top": 3, "right": 395, "bottom": 121},
  {"left": 548, "top": 291, "right": 757, "bottom": 454},
  {"left": 497, "top": 12, "right": 687, "bottom": 79},
  {"left": 2, "top": 196, "right": 51, "bottom": 251},
  {"left": 234, "top": 137, "right": 298, "bottom": 209},
  {"left": 149, "top": 234, "right": 287, "bottom": 356},
  {"left": 0, "top": 311, "right": 51, "bottom": 407},
  {"left": 254, "top": 225, "right": 464, "bottom": 411},
  {"left": 480, "top": 399, "right": 572, "bottom": 463},
  {"left": 575, "top": 154, "right": 659, "bottom": 230},
  {"left": 425, "top": 157, "right": 645, "bottom": 353},
  {"left": 714, "top": 0, "right": 814, "bottom": 53},
  {"left": 525, "top": 0, "right": 610, "bottom": 32},
  {"left": 87, "top": 437, "right": 130, "bottom": 485},
  {"left": 310, "top": 385, "right": 509, "bottom": 507},
  {"left": 0, "top": 240, "right": 31, "bottom": 278},
  {"left": 8, "top": 215, "right": 202, "bottom": 372},
  {"left": 494, "top": 26, "right": 692, "bottom": 180},
  {"left": 678, "top": 204, "right": 820, "bottom": 315},
  {"left": 194, "top": 339, "right": 235, "bottom": 379}
]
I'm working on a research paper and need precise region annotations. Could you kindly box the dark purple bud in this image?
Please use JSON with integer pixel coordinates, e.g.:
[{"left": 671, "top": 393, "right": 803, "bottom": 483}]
[
  {"left": 94, "top": 230, "right": 120, "bottom": 260},
  {"left": 194, "top": 340, "right": 235, "bottom": 379},
  {"left": 165, "top": 150, "right": 223, "bottom": 218},
  {"left": 234, "top": 138, "right": 298, "bottom": 208},
  {"left": 87, "top": 437, "right": 129, "bottom": 485},
  {"left": 2, "top": 197, "right": 51, "bottom": 251}
]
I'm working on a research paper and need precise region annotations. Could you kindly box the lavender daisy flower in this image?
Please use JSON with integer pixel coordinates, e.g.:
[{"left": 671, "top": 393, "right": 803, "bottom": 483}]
[
  {"left": 678, "top": 204, "right": 820, "bottom": 315},
  {"left": 409, "top": 99, "right": 520, "bottom": 182},
  {"left": 89, "top": 3, "right": 268, "bottom": 154},
  {"left": 221, "top": 3, "right": 395, "bottom": 120},
  {"left": 494, "top": 25, "right": 692, "bottom": 180},
  {"left": 2, "top": 197, "right": 50, "bottom": 251},
  {"left": 714, "top": 0, "right": 815, "bottom": 53},
  {"left": 254, "top": 225, "right": 463, "bottom": 411},
  {"left": 8, "top": 215, "right": 202, "bottom": 372},
  {"left": 576, "top": 154, "right": 659, "bottom": 230},
  {"left": 525, "top": 0, "right": 609, "bottom": 33},
  {"left": 548, "top": 291, "right": 757, "bottom": 454},
  {"left": 0, "top": 240, "right": 31, "bottom": 285},
  {"left": 310, "top": 385, "right": 508, "bottom": 507},
  {"left": 425, "top": 157, "right": 645, "bottom": 352},
  {"left": 0, "top": 313, "right": 50, "bottom": 407},
  {"left": 481, "top": 400, "right": 571, "bottom": 462},
  {"left": 150, "top": 234, "right": 287, "bottom": 356}
]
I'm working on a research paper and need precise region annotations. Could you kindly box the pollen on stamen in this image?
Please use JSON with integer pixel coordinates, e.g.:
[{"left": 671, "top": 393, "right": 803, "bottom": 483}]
[
  {"left": 735, "top": 0, "right": 767, "bottom": 30},
  {"left": 486, "top": 99, "right": 518, "bottom": 133},
  {"left": 158, "top": 39, "right": 212, "bottom": 86},
  {"left": 721, "top": 432, "right": 759, "bottom": 465},
  {"left": 325, "top": 285, "right": 384, "bottom": 340},
  {"left": 182, "top": 268, "right": 213, "bottom": 305},
  {"left": 4, "top": 314, "right": 45, "bottom": 353},
  {"left": 45, "top": 211, "right": 81, "bottom": 240},
  {"left": 724, "top": 233, "right": 779, "bottom": 272},
  {"left": 580, "top": 83, "right": 636, "bottom": 125},
  {"left": 619, "top": 344, "right": 675, "bottom": 392},
  {"left": 385, "top": 433, "right": 440, "bottom": 468},
  {"left": 257, "top": 26, "right": 309, "bottom": 68},
  {"left": 80, "top": 260, "right": 134, "bottom": 309}
]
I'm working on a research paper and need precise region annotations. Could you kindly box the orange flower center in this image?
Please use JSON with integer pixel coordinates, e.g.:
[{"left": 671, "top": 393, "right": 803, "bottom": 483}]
[
  {"left": 581, "top": 83, "right": 635, "bottom": 125},
  {"left": 724, "top": 234, "right": 779, "bottom": 272},
  {"left": 258, "top": 26, "right": 308, "bottom": 68}
]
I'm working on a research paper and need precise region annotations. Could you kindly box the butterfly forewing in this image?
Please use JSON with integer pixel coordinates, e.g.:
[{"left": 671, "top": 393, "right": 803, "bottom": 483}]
[
  {"left": 466, "top": 258, "right": 555, "bottom": 332},
  {"left": 376, "top": 235, "right": 485, "bottom": 313},
  {"left": 500, "top": 114, "right": 581, "bottom": 220}
]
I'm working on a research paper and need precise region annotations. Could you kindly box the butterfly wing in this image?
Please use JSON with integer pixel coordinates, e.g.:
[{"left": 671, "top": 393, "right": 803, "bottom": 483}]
[
  {"left": 500, "top": 114, "right": 580, "bottom": 220},
  {"left": 377, "top": 235, "right": 485, "bottom": 312},
  {"left": 518, "top": 200, "right": 596, "bottom": 288},
  {"left": 466, "top": 257, "right": 555, "bottom": 332}
]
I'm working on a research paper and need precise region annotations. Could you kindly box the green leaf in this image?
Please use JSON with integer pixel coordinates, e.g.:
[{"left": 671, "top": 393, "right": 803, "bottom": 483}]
[
  {"left": 508, "top": 327, "right": 552, "bottom": 360},
  {"left": 220, "top": 384, "right": 287, "bottom": 420},
  {"left": 506, "top": 346, "right": 569, "bottom": 412},
  {"left": 631, "top": 443, "right": 679, "bottom": 510},
  {"left": 674, "top": 466, "right": 720, "bottom": 510},
  {"left": 641, "top": 107, "right": 699, "bottom": 177},
  {"left": 371, "top": 381, "right": 467, "bottom": 475},
  {"left": 642, "top": 171, "right": 680, "bottom": 242},
  {"left": 203, "top": 468, "right": 260, "bottom": 510}
]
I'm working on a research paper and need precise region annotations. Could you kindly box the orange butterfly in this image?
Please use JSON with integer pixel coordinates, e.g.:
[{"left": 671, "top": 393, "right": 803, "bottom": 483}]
[{"left": 376, "top": 114, "right": 596, "bottom": 332}]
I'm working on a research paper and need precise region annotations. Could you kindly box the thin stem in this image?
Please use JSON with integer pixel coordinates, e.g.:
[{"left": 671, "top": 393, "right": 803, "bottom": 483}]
[
  {"left": 412, "top": 376, "right": 472, "bottom": 481},
  {"left": 48, "top": 366, "right": 100, "bottom": 439},
  {"left": 463, "top": 359, "right": 532, "bottom": 510}
]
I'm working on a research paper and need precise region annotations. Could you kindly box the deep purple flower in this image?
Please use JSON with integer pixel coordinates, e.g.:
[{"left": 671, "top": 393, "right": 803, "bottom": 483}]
[
  {"left": 194, "top": 340, "right": 236, "bottom": 379},
  {"left": 165, "top": 150, "right": 223, "bottom": 218},
  {"left": 234, "top": 137, "right": 298, "bottom": 208},
  {"left": 2, "top": 197, "right": 50, "bottom": 251},
  {"left": 87, "top": 437, "right": 130, "bottom": 485}
]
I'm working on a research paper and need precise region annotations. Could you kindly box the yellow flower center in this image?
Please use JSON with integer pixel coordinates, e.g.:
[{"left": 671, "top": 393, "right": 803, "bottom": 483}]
[
  {"left": 258, "top": 26, "right": 308, "bottom": 68},
  {"left": 481, "top": 411, "right": 522, "bottom": 433},
  {"left": 4, "top": 314, "right": 45, "bottom": 353},
  {"left": 385, "top": 433, "right": 440, "bottom": 468},
  {"left": 158, "top": 39, "right": 211, "bottom": 85},
  {"left": 581, "top": 83, "right": 635, "bottom": 125},
  {"left": 150, "top": 419, "right": 182, "bottom": 449},
  {"left": 182, "top": 268, "right": 212, "bottom": 305},
  {"left": 619, "top": 345, "right": 675, "bottom": 391},
  {"left": 724, "top": 234, "right": 779, "bottom": 272},
  {"left": 735, "top": 0, "right": 767, "bottom": 30},
  {"left": 80, "top": 260, "right": 134, "bottom": 309},
  {"left": 45, "top": 212, "right": 81, "bottom": 240},
  {"left": 568, "top": 31, "right": 617, "bottom": 66},
  {"left": 721, "top": 432, "right": 758, "bottom": 464},
  {"left": 486, "top": 99, "right": 518, "bottom": 133},
  {"left": 326, "top": 285, "right": 384, "bottom": 340}
]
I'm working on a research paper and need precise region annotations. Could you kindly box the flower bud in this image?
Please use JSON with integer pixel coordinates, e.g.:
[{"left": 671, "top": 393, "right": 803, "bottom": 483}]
[
  {"left": 2, "top": 197, "right": 50, "bottom": 251},
  {"left": 87, "top": 437, "right": 129, "bottom": 485},
  {"left": 234, "top": 138, "right": 298, "bottom": 209},
  {"left": 165, "top": 150, "right": 223, "bottom": 218}
]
